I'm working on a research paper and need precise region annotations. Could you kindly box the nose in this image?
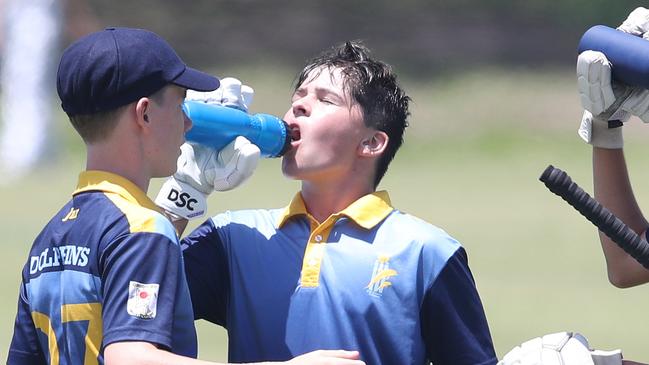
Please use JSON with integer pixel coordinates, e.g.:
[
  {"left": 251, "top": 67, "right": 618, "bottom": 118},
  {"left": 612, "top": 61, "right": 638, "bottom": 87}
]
[
  {"left": 183, "top": 110, "right": 193, "bottom": 133},
  {"left": 291, "top": 96, "right": 310, "bottom": 117}
]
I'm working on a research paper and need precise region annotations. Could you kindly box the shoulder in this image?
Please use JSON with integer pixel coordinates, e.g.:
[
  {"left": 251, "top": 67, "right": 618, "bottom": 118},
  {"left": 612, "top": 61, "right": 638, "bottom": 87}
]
[
  {"left": 209, "top": 207, "right": 283, "bottom": 231},
  {"left": 102, "top": 191, "right": 177, "bottom": 243},
  {"left": 381, "top": 210, "right": 465, "bottom": 279},
  {"left": 183, "top": 207, "right": 282, "bottom": 248},
  {"left": 384, "top": 210, "right": 461, "bottom": 252}
]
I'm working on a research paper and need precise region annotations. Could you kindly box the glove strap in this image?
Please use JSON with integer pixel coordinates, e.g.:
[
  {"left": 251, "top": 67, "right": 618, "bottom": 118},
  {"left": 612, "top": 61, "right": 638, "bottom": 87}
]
[{"left": 155, "top": 177, "right": 208, "bottom": 220}]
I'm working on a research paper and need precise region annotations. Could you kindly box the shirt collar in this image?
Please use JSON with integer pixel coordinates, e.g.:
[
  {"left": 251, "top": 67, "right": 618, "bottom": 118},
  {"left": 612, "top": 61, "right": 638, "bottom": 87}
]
[
  {"left": 74, "top": 170, "right": 162, "bottom": 213},
  {"left": 277, "top": 190, "right": 394, "bottom": 229}
]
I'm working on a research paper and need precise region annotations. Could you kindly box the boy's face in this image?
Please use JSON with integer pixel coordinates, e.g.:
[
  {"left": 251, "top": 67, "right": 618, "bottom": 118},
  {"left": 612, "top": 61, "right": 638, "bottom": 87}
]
[
  {"left": 146, "top": 85, "right": 190, "bottom": 177},
  {"left": 281, "top": 66, "right": 372, "bottom": 183}
]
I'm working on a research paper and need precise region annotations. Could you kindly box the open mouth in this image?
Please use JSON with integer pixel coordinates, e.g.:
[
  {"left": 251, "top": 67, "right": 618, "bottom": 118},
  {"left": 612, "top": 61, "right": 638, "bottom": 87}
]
[{"left": 289, "top": 125, "right": 301, "bottom": 143}]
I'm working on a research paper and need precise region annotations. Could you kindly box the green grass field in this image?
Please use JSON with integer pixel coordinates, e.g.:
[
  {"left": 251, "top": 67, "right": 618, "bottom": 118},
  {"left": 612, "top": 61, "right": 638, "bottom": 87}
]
[{"left": 2, "top": 67, "right": 649, "bottom": 362}]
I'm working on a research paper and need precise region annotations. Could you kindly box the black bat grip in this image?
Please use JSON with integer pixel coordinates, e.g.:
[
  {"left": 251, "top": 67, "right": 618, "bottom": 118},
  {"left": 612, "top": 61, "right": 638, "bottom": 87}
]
[{"left": 540, "top": 165, "right": 649, "bottom": 269}]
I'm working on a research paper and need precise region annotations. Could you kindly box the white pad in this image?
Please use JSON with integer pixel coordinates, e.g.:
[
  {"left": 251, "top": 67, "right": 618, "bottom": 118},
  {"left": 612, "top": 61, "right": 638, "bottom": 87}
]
[
  {"left": 577, "top": 50, "right": 615, "bottom": 116},
  {"left": 498, "top": 332, "right": 622, "bottom": 365}
]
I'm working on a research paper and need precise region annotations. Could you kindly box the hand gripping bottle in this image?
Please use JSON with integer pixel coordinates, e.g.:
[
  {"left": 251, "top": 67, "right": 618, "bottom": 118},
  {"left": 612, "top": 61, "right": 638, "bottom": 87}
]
[
  {"left": 578, "top": 25, "right": 649, "bottom": 89},
  {"left": 183, "top": 100, "right": 291, "bottom": 157}
]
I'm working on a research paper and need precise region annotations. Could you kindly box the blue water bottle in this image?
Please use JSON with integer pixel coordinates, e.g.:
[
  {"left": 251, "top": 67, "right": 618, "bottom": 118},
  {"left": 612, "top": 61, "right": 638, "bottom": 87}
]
[
  {"left": 578, "top": 25, "right": 649, "bottom": 89},
  {"left": 183, "top": 100, "right": 291, "bottom": 158}
]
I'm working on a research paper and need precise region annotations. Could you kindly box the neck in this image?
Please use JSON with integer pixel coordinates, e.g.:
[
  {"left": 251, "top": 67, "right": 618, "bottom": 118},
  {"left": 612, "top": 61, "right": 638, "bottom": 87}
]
[
  {"left": 85, "top": 138, "right": 149, "bottom": 193},
  {"left": 300, "top": 178, "right": 375, "bottom": 223}
]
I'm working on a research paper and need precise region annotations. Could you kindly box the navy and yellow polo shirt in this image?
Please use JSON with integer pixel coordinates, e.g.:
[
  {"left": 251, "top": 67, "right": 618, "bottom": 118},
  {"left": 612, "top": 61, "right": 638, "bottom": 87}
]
[
  {"left": 182, "top": 191, "right": 497, "bottom": 365},
  {"left": 8, "top": 171, "right": 197, "bottom": 365}
]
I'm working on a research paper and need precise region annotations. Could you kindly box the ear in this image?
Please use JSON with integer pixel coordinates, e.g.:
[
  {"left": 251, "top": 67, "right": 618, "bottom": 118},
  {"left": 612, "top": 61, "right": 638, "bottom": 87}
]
[
  {"left": 358, "top": 130, "right": 388, "bottom": 157},
  {"left": 134, "top": 97, "right": 151, "bottom": 130}
]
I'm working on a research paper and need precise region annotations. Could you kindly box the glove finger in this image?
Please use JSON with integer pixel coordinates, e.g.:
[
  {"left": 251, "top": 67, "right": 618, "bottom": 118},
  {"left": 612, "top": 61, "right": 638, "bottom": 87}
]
[
  {"left": 241, "top": 85, "right": 255, "bottom": 111},
  {"left": 173, "top": 143, "right": 216, "bottom": 195},
  {"left": 578, "top": 110, "right": 594, "bottom": 144},
  {"left": 577, "top": 51, "right": 614, "bottom": 115},
  {"left": 176, "top": 143, "right": 194, "bottom": 170},
  {"left": 212, "top": 136, "right": 260, "bottom": 191},
  {"left": 617, "top": 7, "right": 649, "bottom": 36},
  {"left": 223, "top": 142, "right": 261, "bottom": 190},
  {"left": 186, "top": 88, "right": 223, "bottom": 104},
  {"left": 560, "top": 336, "right": 595, "bottom": 365},
  {"left": 219, "top": 77, "right": 245, "bottom": 110},
  {"left": 175, "top": 143, "right": 200, "bottom": 182},
  {"left": 587, "top": 51, "right": 615, "bottom": 110},
  {"left": 216, "top": 135, "right": 246, "bottom": 167},
  {"left": 624, "top": 89, "right": 649, "bottom": 122}
]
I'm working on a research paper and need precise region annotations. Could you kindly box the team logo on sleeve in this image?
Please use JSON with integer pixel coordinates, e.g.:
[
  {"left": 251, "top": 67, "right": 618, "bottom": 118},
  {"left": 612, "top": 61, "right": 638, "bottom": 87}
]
[
  {"left": 127, "top": 281, "right": 159, "bottom": 319},
  {"left": 366, "top": 254, "right": 398, "bottom": 297}
]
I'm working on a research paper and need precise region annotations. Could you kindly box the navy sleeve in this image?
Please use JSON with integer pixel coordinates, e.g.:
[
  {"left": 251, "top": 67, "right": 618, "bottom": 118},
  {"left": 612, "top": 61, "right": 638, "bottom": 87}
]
[
  {"left": 421, "top": 248, "right": 498, "bottom": 365},
  {"left": 181, "top": 218, "right": 230, "bottom": 326},
  {"left": 99, "top": 232, "right": 182, "bottom": 350},
  {"left": 7, "top": 283, "right": 46, "bottom": 365}
]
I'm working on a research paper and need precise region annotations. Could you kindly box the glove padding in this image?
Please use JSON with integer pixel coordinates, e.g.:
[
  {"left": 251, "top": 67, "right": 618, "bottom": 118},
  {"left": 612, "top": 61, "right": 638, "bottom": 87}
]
[
  {"left": 186, "top": 76, "right": 254, "bottom": 111},
  {"left": 576, "top": 7, "right": 649, "bottom": 148},
  {"left": 498, "top": 332, "right": 622, "bottom": 365},
  {"left": 155, "top": 137, "right": 260, "bottom": 220},
  {"left": 155, "top": 77, "right": 261, "bottom": 220}
]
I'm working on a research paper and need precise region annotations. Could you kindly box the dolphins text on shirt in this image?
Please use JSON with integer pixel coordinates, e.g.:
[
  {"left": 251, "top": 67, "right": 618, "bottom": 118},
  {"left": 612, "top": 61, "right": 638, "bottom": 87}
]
[{"left": 29, "top": 245, "right": 90, "bottom": 274}]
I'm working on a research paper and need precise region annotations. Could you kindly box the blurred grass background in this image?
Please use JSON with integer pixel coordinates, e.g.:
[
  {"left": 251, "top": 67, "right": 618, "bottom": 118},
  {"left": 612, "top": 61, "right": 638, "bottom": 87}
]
[
  {"left": 4, "top": 67, "right": 649, "bottom": 362},
  {"left": 4, "top": 0, "right": 649, "bottom": 363}
]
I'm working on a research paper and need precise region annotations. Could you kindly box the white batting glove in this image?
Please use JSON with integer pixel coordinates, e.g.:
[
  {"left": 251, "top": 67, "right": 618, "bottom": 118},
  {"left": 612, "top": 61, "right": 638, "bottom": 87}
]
[
  {"left": 155, "top": 137, "right": 260, "bottom": 219},
  {"left": 576, "top": 7, "right": 649, "bottom": 149},
  {"left": 155, "top": 78, "right": 261, "bottom": 220},
  {"left": 498, "top": 332, "right": 622, "bottom": 365},
  {"left": 617, "top": 7, "right": 649, "bottom": 39}
]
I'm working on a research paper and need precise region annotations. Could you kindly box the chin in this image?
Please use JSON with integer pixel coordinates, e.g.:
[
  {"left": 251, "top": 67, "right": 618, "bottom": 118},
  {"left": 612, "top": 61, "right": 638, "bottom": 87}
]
[
  {"left": 157, "top": 162, "right": 177, "bottom": 178},
  {"left": 281, "top": 158, "right": 296, "bottom": 178},
  {"left": 281, "top": 164, "right": 308, "bottom": 182}
]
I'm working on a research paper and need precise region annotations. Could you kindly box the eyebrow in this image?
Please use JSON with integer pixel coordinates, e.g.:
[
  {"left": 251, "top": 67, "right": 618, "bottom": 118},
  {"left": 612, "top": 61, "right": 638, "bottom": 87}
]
[{"left": 294, "top": 86, "right": 344, "bottom": 101}]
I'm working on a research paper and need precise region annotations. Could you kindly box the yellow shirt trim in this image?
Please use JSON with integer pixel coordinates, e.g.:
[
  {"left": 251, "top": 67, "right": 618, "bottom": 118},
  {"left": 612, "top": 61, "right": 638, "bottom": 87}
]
[
  {"left": 277, "top": 190, "right": 393, "bottom": 229},
  {"left": 74, "top": 171, "right": 161, "bottom": 213},
  {"left": 277, "top": 191, "right": 394, "bottom": 288},
  {"left": 74, "top": 171, "right": 165, "bottom": 233}
]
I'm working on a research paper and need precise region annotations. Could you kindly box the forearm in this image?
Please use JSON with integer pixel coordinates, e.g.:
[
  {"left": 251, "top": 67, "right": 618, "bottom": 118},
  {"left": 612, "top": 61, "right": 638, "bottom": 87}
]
[
  {"left": 105, "top": 342, "right": 216, "bottom": 365},
  {"left": 172, "top": 216, "right": 189, "bottom": 236},
  {"left": 105, "top": 342, "right": 364, "bottom": 365},
  {"left": 592, "top": 147, "right": 649, "bottom": 286},
  {"left": 105, "top": 342, "right": 281, "bottom": 365}
]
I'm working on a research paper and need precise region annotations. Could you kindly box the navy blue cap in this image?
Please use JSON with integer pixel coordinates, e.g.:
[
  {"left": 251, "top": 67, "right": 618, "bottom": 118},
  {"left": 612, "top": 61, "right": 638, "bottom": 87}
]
[{"left": 57, "top": 27, "right": 220, "bottom": 115}]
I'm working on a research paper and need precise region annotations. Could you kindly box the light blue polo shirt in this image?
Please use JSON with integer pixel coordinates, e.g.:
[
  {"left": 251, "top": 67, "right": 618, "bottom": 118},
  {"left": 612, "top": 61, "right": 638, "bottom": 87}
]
[{"left": 182, "top": 191, "right": 496, "bottom": 365}]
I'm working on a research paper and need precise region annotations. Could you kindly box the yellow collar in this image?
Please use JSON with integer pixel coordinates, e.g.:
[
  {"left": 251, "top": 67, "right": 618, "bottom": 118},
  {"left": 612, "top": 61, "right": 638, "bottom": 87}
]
[
  {"left": 74, "top": 170, "right": 162, "bottom": 213},
  {"left": 277, "top": 190, "right": 394, "bottom": 230}
]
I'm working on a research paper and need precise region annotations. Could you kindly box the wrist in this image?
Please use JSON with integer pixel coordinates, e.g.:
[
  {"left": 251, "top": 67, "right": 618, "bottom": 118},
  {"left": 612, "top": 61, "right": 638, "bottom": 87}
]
[
  {"left": 578, "top": 111, "right": 624, "bottom": 149},
  {"left": 155, "top": 177, "right": 208, "bottom": 220}
]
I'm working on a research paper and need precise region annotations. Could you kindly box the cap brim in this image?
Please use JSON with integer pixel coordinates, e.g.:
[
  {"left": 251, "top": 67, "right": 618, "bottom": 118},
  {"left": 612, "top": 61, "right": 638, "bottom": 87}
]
[{"left": 173, "top": 67, "right": 220, "bottom": 91}]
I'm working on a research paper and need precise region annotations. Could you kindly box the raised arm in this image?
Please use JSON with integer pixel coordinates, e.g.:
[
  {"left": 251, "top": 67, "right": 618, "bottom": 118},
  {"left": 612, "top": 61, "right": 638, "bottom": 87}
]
[{"left": 577, "top": 7, "right": 649, "bottom": 287}]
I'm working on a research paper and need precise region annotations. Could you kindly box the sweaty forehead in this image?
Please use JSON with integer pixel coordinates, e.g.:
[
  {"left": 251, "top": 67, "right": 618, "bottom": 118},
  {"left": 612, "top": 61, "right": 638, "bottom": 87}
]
[
  {"left": 299, "top": 67, "right": 355, "bottom": 103},
  {"left": 301, "top": 66, "right": 346, "bottom": 89}
]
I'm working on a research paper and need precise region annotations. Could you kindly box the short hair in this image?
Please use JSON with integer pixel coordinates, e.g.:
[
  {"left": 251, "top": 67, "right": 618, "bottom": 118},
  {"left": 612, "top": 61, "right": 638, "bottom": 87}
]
[
  {"left": 67, "top": 86, "right": 167, "bottom": 144},
  {"left": 295, "top": 41, "right": 410, "bottom": 188}
]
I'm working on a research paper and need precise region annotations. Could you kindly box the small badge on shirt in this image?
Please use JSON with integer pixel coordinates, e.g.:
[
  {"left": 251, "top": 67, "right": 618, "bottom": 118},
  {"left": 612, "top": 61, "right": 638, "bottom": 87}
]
[
  {"left": 127, "top": 281, "right": 159, "bottom": 319},
  {"left": 367, "top": 254, "right": 398, "bottom": 297}
]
